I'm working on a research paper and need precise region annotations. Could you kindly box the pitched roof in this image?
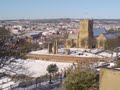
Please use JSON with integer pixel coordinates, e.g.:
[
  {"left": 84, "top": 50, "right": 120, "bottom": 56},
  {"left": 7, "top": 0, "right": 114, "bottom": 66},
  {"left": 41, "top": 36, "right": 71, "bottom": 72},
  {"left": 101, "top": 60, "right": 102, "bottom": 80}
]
[
  {"left": 93, "top": 28, "right": 107, "bottom": 37},
  {"left": 103, "top": 33, "right": 118, "bottom": 39}
]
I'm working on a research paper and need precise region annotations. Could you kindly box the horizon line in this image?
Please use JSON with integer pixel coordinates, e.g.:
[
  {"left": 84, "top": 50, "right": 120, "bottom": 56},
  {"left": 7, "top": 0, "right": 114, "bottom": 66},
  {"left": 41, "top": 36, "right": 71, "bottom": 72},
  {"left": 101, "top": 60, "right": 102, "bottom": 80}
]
[{"left": 1, "top": 18, "right": 120, "bottom": 21}]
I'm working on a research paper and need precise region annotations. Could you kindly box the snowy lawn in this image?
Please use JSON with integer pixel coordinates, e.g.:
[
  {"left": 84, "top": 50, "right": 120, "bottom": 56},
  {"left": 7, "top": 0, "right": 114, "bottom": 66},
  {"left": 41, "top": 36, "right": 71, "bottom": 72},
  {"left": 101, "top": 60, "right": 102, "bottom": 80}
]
[
  {"left": 23, "top": 59, "right": 73, "bottom": 77},
  {"left": 1, "top": 59, "right": 73, "bottom": 77},
  {"left": 0, "top": 59, "right": 73, "bottom": 89}
]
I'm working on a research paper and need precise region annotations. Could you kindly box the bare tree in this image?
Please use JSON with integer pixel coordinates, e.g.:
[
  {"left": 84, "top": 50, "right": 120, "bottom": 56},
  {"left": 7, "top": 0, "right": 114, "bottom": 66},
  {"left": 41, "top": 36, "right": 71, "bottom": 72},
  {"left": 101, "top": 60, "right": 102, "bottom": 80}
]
[{"left": 0, "top": 27, "right": 31, "bottom": 72}]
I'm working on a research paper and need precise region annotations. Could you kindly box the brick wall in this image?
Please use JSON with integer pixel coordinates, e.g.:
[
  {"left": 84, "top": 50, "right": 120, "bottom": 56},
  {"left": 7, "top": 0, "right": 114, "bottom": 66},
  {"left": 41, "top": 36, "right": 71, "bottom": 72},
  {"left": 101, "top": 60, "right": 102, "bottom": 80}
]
[{"left": 25, "top": 54, "right": 111, "bottom": 63}]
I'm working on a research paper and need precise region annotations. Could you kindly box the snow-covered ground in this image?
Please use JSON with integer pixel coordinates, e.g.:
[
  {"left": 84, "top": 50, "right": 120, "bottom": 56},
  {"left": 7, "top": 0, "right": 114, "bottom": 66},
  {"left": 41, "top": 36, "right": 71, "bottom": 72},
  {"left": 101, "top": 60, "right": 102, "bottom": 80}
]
[
  {"left": 29, "top": 48, "right": 119, "bottom": 59},
  {"left": 30, "top": 49, "right": 48, "bottom": 55},
  {"left": 0, "top": 59, "right": 73, "bottom": 90},
  {"left": 0, "top": 58, "right": 117, "bottom": 90},
  {"left": 1, "top": 59, "right": 73, "bottom": 77},
  {"left": 0, "top": 77, "right": 15, "bottom": 90},
  {"left": 1, "top": 48, "right": 120, "bottom": 90},
  {"left": 97, "top": 51, "right": 118, "bottom": 58},
  {"left": 23, "top": 59, "right": 72, "bottom": 77}
]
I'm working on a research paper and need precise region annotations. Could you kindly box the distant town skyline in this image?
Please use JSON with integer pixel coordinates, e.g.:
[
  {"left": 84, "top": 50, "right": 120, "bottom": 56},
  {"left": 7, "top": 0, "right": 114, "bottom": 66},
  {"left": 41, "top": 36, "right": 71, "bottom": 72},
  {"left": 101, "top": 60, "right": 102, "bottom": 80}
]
[{"left": 0, "top": 0, "right": 120, "bottom": 20}]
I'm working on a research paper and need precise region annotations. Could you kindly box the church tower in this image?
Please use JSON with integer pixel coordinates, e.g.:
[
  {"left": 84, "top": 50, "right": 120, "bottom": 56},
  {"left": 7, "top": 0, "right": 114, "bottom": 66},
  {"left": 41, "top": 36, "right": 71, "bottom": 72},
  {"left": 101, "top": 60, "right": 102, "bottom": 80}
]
[{"left": 79, "top": 19, "right": 93, "bottom": 48}]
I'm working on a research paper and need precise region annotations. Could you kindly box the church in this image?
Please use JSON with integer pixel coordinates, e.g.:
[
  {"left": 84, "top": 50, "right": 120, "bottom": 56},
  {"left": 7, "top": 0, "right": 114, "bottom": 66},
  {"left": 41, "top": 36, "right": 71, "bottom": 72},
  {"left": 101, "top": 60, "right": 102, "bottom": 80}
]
[{"left": 65, "top": 19, "right": 120, "bottom": 49}]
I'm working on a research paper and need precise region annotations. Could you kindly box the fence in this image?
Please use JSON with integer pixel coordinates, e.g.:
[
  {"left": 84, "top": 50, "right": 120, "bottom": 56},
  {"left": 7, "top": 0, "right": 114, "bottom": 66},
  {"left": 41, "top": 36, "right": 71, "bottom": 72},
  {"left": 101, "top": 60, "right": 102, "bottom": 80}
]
[{"left": 1, "top": 72, "right": 65, "bottom": 90}]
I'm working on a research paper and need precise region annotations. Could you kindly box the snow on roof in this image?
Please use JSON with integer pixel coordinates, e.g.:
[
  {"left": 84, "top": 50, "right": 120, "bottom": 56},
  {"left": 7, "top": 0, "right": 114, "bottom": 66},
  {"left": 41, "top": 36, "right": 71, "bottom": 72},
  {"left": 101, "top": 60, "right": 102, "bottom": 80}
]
[
  {"left": 42, "top": 32, "right": 48, "bottom": 35},
  {"left": 103, "top": 33, "right": 118, "bottom": 39},
  {"left": 49, "top": 30, "right": 56, "bottom": 33},
  {"left": 93, "top": 28, "right": 107, "bottom": 37},
  {"left": 26, "top": 31, "right": 42, "bottom": 36}
]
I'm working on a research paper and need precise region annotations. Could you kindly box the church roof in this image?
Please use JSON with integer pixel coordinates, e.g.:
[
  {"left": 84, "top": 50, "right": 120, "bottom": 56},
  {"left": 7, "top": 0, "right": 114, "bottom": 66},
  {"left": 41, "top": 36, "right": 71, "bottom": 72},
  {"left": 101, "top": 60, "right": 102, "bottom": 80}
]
[
  {"left": 93, "top": 28, "right": 107, "bottom": 37},
  {"left": 68, "top": 27, "right": 119, "bottom": 40},
  {"left": 103, "top": 33, "right": 118, "bottom": 39}
]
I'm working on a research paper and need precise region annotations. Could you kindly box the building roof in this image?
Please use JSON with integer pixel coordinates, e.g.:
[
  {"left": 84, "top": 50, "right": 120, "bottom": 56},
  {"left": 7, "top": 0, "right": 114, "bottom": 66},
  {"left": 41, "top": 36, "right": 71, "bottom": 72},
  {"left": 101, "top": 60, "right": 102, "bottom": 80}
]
[
  {"left": 93, "top": 28, "right": 107, "bottom": 37},
  {"left": 103, "top": 33, "right": 118, "bottom": 39},
  {"left": 68, "top": 27, "right": 119, "bottom": 40},
  {"left": 26, "top": 31, "right": 42, "bottom": 36}
]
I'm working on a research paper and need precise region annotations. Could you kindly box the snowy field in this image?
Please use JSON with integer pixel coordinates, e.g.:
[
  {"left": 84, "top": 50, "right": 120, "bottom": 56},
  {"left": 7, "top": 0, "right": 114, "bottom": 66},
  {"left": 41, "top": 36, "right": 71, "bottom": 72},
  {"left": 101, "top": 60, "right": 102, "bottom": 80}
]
[
  {"left": 29, "top": 48, "right": 120, "bottom": 59},
  {"left": 2, "top": 48, "right": 117, "bottom": 78},
  {"left": 0, "top": 59, "right": 116, "bottom": 90},
  {"left": 23, "top": 59, "right": 73, "bottom": 77},
  {"left": 0, "top": 59, "right": 73, "bottom": 89},
  {"left": 1, "top": 59, "right": 73, "bottom": 77}
]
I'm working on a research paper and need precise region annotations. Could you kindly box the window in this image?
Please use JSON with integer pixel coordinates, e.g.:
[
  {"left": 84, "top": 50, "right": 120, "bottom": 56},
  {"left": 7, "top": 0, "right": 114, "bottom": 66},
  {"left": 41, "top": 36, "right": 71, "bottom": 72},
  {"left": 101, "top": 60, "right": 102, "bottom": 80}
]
[
  {"left": 99, "top": 40, "right": 104, "bottom": 47},
  {"left": 81, "top": 40, "right": 85, "bottom": 47}
]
